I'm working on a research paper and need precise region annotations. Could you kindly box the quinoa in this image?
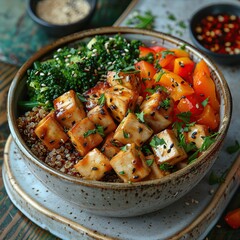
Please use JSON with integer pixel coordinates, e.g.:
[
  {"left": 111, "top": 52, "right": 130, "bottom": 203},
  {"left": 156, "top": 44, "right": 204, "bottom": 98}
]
[{"left": 17, "top": 106, "right": 82, "bottom": 177}]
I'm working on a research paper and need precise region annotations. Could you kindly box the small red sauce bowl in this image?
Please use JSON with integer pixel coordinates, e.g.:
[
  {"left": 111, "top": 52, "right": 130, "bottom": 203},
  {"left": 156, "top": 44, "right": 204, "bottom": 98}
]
[{"left": 190, "top": 3, "right": 240, "bottom": 65}]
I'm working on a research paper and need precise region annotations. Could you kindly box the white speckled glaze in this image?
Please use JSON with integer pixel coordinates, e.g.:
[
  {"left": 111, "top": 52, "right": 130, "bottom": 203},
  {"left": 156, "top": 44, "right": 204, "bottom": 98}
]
[{"left": 7, "top": 27, "right": 232, "bottom": 217}]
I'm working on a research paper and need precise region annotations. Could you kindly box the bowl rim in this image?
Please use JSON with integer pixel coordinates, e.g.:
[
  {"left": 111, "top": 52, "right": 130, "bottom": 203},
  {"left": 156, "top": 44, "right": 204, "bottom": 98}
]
[
  {"left": 27, "top": 0, "right": 97, "bottom": 28},
  {"left": 189, "top": 3, "right": 240, "bottom": 58},
  {"left": 7, "top": 26, "right": 232, "bottom": 189}
]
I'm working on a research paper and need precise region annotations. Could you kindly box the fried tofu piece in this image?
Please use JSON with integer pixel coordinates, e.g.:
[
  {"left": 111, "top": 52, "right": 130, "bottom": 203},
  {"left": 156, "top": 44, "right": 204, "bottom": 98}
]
[
  {"left": 110, "top": 143, "right": 150, "bottom": 182},
  {"left": 54, "top": 90, "right": 86, "bottom": 129},
  {"left": 101, "top": 132, "right": 123, "bottom": 159},
  {"left": 74, "top": 148, "right": 112, "bottom": 180},
  {"left": 151, "top": 129, "right": 187, "bottom": 165},
  {"left": 113, "top": 113, "right": 153, "bottom": 146},
  {"left": 106, "top": 71, "right": 142, "bottom": 92},
  {"left": 35, "top": 111, "right": 69, "bottom": 150},
  {"left": 87, "top": 105, "right": 117, "bottom": 135},
  {"left": 105, "top": 85, "right": 139, "bottom": 122},
  {"left": 140, "top": 91, "right": 174, "bottom": 133},
  {"left": 83, "top": 81, "right": 110, "bottom": 111},
  {"left": 68, "top": 118, "right": 103, "bottom": 156},
  {"left": 185, "top": 124, "right": 209, "bottom": 149},
  {"left": 144, "top": 155, "right": 170, "bottom": 180}
]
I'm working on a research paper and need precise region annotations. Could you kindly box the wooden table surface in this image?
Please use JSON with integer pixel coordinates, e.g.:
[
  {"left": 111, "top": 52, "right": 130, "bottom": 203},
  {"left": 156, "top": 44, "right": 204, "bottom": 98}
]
[{"left": 0, "top": 0, "right": 240, "bottom": 239}]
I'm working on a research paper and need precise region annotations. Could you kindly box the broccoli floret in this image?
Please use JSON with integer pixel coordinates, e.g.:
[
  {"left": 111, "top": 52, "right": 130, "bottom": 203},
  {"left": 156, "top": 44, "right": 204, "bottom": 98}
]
[{"left": 25, "top": 35, "right": 142, "bottom": 110}]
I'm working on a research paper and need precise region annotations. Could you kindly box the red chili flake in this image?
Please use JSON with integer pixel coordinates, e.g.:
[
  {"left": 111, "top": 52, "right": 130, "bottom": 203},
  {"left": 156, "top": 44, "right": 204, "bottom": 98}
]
[{"left": 195, "top": 13, "right": 240, "bottom": 54}]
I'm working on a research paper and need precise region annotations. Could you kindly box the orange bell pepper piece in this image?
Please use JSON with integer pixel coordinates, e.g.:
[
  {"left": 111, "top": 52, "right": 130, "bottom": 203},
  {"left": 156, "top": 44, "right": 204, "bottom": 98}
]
[
  {"left": 135, "top": 60, "right": 157, "bottom": 97},
  {"left": 170, "top": 48, "right": 190, "bottom": 58},
  {"left": 193, "top": 71, "right": 220, "bottom": 112},
  {"left": 193, "top": 59, "right": 211, "bottom": 77},
  {"left": 197, "top": 104, "right": 219, "bottom": 130},
  {"left": 225, "top": 208, "right": 240, "bottom": 229},
  {"left": 154, "top": 70, "right": 194, "bottom": 101},
  {"left": 173, "top": 57, "right": 195, "bottom": 82}
]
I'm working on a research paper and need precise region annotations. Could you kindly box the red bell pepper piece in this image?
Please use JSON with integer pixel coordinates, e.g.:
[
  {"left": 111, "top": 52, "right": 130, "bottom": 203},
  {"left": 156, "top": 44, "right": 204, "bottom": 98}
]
[{"left": 225, "top": 208, "right": 240, "bottom": 229}]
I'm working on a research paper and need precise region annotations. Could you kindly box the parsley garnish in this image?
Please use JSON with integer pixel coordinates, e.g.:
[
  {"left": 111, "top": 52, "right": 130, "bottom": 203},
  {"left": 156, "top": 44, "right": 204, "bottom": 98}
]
[
  {"left": 161, "top": 50, "right": 175, "bottom": 59},
  {"left": 136, "top": 111, "right": 145, "bottom": 123},
  {"left": 199, "top": 132, "right": 219, "bottom": 152},
  {"left": 150, "top": 136, "right": 166, "bottom": 148},
  {"left": 96, "top": 125, "right": 105, "bottom": 137},
  {"left": 159, "top": 162, "right": 173, "bottom": 171},
  {"left": 226, "top": 140, "right": 240, "bottom": 154},
  {"left": 167, "top": 13, "right": 176, "bottom": 21},
  {"left": 145, "top": 85, "right": 168, "bottom": 94},
  {"left": 141, "top": 145, "right": 153, "bottom": 155},
  {"left": 155, "top": 69, "right": 166, "bottom": 82},
  {"left": 119, "top": 171, "right": 125, "bottom": 175},
  {"left": 98, "top": 93, "right": 106, "bottom": 106},
  {"left": 140, "top": 52, "right": 155, "bottom": 63},
  {"left": 120, "top": 145, "right": 128, "bottom": 152},
  {"left": 178, "top": 20, "right": 187, "bottom": 29},
  {"left": 180, "top": 44, "right": 186, "bottom": 50},
  {"left": 176, "top": 111, "right": 191, "bottom": 123},
  {"left": 146, "top": 159, "right": 154, "bottom": 167},
  {"left": 126, "top": 10, "right": 155, "bottom": 30},
  {"left": 83, "top": 129, "right": 97, "bottom": 138},
  {"left": 160, "top": 98, "right": 171, "bottom": 110},
  {"left": 77, "top": 93, "right": 87, "bottom": 103},
  {"left": 201, "top": 98, "right": 209, "bottom": 107},
  {"left": 123, "top": 130, "right": 130, "bottom": 139}
]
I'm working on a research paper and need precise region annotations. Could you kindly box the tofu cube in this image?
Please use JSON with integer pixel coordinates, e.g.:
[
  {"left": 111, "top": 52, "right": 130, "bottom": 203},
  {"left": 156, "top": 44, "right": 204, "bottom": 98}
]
[
  {"left": 113, "top": 113, "right": 153, "bottom": 146},
  {"left": 105, "top": 85, "right": 139, "bottom": 122},
  {"left": 144, "top": 155, "right": 170, "bottom": 180},
  {"left": 186, "top": 124, "right": 209, "bottom": 149},
  {"left": 87, "top": 105, "right": 117, "bottom": 135},
  {"left": 151, "top": 129, "right": 187, "bottom": 165},
  {"left": 54, "top": 90, "right": 86, "bottom": 129},
  {"left": 101, "top": 132, "right": 123, "bottom": 159},
  {"left": 107, "top": 71, "right": 142, "bottom": 92},
  {"left": 68, "top": 117, "right": 103, "bottom": 156},
  {"left": 140, "top": 91, "right": 174, "bottom": 133},
  {"left": 110, "top": 143, "right": 150, "bottom": 182},
  {"left": 83, "top": 81, "right": 110, "bottom": 111},
  {"left": 74, "top": 148, "right": 112, "bottom": 180},
  {"left": 35, "top": 111, "right": 69, "bottom": 150}
]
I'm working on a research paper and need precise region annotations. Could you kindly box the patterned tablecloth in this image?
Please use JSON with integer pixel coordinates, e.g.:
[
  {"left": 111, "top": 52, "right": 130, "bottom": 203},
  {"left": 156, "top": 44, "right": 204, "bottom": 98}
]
[{"left": 0, "top": 0, "right": 240, "bottom": 239}]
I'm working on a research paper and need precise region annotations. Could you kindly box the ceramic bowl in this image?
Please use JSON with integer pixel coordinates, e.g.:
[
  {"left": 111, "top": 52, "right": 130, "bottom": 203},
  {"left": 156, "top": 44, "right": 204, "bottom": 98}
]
[
  {"left": 189, "top": 3, "right": 240, "bottom": 65},
  {"left": 27, "top": 0, "right": 97, "bottom": 37},
  {"left": 7, "top": 27, "right": 232, "bottom": 217}
]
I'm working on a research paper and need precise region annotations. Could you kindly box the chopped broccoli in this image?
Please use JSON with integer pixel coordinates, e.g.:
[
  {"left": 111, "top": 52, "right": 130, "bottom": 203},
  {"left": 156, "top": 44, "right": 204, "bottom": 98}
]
[{"left": 25, "top": 35, "right": 142, "bottom": 109}]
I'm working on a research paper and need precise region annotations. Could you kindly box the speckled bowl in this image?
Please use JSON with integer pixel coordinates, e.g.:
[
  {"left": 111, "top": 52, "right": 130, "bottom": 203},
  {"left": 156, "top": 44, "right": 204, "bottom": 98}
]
[{"left": 7, "top": 27, "right": 232, "bottom": 217}]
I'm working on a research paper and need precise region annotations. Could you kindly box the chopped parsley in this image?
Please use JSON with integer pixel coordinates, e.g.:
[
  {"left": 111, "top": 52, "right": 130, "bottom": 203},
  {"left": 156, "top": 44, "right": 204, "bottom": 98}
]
[
  {"left": 160, "top": 98, "right": 171, "bottom": 110},
  {"left": 161, "top": 50, "right": 175, "bottom": 59},
  {"left": 150, "top": 136, "right": 166, "bottom": 148},
  {"left": 155, "top": 69, "right": 166, "bottom": 82},
  {"left": 123, "top": 130, "right": 130, "bottom": 139},
  {"left": 83, "top": 129, "right": 97, "bottom": 138},
  {"left": 159, "top": 162, "right": 173, "bottom": 171},
  {"left": 176, "top": 111, "right": 191, "bottom": 123},
  {"left": 120, "top": 145, "right": 128, "bottom": 152},
  {"left": 146, "top": 159, "right": 154, "bottom": 167},
  {"left": 98, "top": 94, "right": 106, "bottom": 106},
  {"left": 201, "top": 98, "right": 209, "bottom": 107},
  {"left": 136, "top": 111, "right": 145, "bottom": 123}
]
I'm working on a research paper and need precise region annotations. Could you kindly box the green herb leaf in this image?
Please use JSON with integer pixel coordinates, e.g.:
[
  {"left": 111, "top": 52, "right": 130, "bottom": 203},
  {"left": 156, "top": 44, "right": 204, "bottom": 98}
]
[
  {"left": 150, "top": 136, "right": 166, "bottom": 148},
  {"left": 176, "top": 111, "right": 191, "bottom": 123},
  {"left": 159, "top": 163, "right": 173, "bottom": 171},
  {"left": 226, "top": 140, "right": 240, "bottom": 154},
  {"left": 155, "top": 69, "right": 166, "bottom": 82},
  {"left": 123, "top": 130, "right": 130, "bottom": 139},
  {"left": 77, "top": 93, "right": 87, "bottom": 103},
  {"left": 98, "top": 93, "right": 106, "bottom": 106},
  {"left": 178, "top": 20, "right": 187, "bottom": 29},
  {"left": 120, "top": 145, "right": 128, "bottom": 152},
  {"left": 188, "top": 150, "right": 200, "bottom": 163},
  {"left": 96, "top": 125, "right": 105, "bottom": 137},
  {"left": 83, "top": 129, "right": 96, "bottom": 138},
  {"left": 136, "top": 111, "right": 145, "bottom": 123},
  {"left": 201, "top": 98, "right": 209, "bottom": 107},
  {"left": 146, "top": 159, "right": 154, "bottom": 167},
  {"left": 180, "top": 44, "right": 186, "bottom": 50},
  {"left": 119, "top": 171, "right": 125, "bottom": 175},
  {"left": 161, "top": 50, "right": 175, "bottom": 59},
  {"left": 145, "top": 85, "right": 168, "bottom": 94},
  {"left": 167, "top": 13, "right": 176, "bottom": 21},
  {"left": 160, "top": 98, "right": 171, "bottom": 110},
  {"left": 141, "top": 145, "right": 153, "bottom": 155},
  {"left": 200, "top": 132, "right": 219, "bottom": 152}
]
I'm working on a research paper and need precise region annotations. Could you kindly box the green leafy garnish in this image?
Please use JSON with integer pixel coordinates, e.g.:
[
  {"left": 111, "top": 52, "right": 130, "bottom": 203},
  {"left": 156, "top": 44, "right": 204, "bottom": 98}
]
[
  {"left": 199, "top": 132, "right": 219, "bottom": 152},
  {"left": 136, "top": 111, "right": 145, "bottom": 123},
  {"left": 167, "top": 13, "right": 176, "bottom": 21},
  {"left": 201, "top": 98, "right": 209, "bottom": 107},
  {"left": 159, "top": 163, "right": 173, "bottom": 171},
  {"left": 155, "top": 69, "right": 166, "bottom": 82},
  {"left": 141, "top": 145, "right": 153, "bottom": 155},
  {"left": 176, "top": 111, "right": 191, "bottom": 123},
  {"left": 123, "top": 130, "right": 130, "bottom": 139},
  {"left": 120, "top": 145, "right": 128, "bottom": 152},
  {"left": 178, "top": 20, "right": 187, "bottom": 29},
  {"left": 145, "top": 85, "right": 168, "bottom": 94},
  {"left": 160, "top": 98, "right": 171, "bottom": 110},
  {"left": 161, "top": 50, "right": 175, "bottom": 59},
  {"left": 126, "top": 10, "right": 155, "bottom": 30},
  {"left": 96, "top": 125, "right": 105, "bottom": 137},
  {"left": 83, "top": 129, "right": 97, "bottom": 138},
  {"left": 226, "top": 140, "right": 240, "bottom": 154},
  {"left": 180, "top": 44, "right": 186, "bottom": 50},
  {"left": 119, "top": 171, "right": 125, "bottom": 175},
  {"left": 146, "top": 159, "right": 154, "bottom": 167},
  {"left": 150, "top": 136, "right": 166, "bottom": 148},
  {"left": 98, "top": 93, "right": 106, "bottom": 106}
]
